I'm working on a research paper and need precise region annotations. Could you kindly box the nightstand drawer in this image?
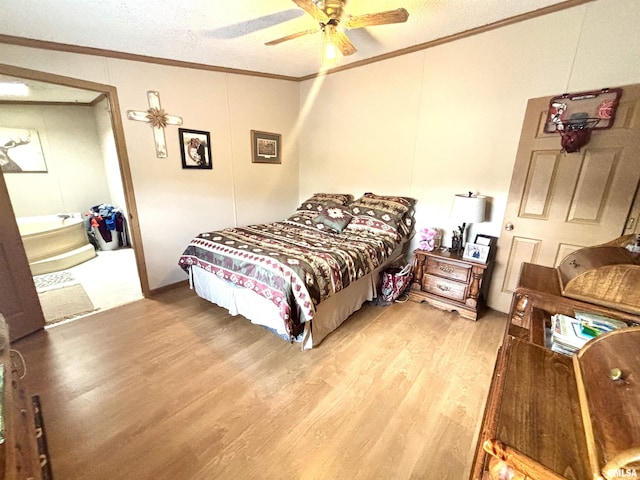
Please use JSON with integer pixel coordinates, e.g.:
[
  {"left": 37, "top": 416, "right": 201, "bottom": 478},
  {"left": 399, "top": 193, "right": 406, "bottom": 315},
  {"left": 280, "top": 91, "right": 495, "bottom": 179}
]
[
  {"left": 426, "top": 257, "right": 471, "bottom": 282},
  {"left": 423, "top": 274, "right": 468, "bottom": 302}
]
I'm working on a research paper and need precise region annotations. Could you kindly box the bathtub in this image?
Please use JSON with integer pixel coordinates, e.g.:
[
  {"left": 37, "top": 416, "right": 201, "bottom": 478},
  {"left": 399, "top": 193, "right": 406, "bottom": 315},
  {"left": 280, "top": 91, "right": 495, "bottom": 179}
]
[{"left": 17, "top": 214, "right": 96, "bottom": 276}]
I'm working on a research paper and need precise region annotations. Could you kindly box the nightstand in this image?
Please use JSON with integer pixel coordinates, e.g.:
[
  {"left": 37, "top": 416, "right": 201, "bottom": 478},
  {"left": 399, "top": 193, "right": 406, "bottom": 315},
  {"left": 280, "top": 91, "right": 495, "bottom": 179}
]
[{"left": 408, "top": 249, "right": 490, "bottom": 320}]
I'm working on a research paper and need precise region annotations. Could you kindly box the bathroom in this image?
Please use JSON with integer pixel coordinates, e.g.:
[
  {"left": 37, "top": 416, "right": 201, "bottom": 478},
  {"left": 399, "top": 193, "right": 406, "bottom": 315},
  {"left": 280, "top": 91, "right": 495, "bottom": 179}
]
[{"left": 1, "top": 76, "right": 143, "bottom": 324}]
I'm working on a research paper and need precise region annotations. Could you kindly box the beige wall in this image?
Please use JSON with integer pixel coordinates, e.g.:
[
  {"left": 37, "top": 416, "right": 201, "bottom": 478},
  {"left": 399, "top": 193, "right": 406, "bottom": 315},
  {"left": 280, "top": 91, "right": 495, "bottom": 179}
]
[
  {"left": 1, "top": 104, "right": 111, "bottom": 217},
  {"left": 0, "top": 49, "right": 301, "bottom": 289},
  {"left": 2, "top": 0, "right": 639, "bottom": 306},
  {"left": 299, "top": 0, "right": 640, "bottom": 309},
  {"left": 93, "top": 98, "right": 127, "bottom": 219}
]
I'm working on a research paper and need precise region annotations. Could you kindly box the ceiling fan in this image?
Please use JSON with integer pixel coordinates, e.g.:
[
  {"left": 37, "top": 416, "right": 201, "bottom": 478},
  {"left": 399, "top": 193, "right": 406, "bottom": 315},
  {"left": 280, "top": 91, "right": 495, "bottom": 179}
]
[{"left": 265, "top": 0, "right": 409, "bottom": 63}]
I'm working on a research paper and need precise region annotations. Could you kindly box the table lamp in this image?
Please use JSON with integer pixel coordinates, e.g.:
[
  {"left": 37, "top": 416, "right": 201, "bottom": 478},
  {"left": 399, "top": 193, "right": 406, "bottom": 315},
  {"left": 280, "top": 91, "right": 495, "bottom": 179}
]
[{"left": 451, "top": 192, "right": 486, "bottom": 253}]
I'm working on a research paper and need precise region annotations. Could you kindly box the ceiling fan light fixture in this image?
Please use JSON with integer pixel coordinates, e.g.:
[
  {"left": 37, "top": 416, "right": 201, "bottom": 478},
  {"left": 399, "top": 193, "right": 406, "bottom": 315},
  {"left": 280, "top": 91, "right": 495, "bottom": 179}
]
[
  {"left": 323, "top": 41, "right": 338, "bottom": 63},
  {"left": 266, "top": 0, "right": 409, "bottom": 66},
  {"left": 322, "top": 24, "right": 339, "bottom": 66}
]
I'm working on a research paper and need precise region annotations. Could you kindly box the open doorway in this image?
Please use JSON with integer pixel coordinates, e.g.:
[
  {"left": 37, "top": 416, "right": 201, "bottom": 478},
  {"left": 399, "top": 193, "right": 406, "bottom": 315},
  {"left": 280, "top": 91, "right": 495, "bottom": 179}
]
[{"left": 0, "top": 64, "right": 148, "bottom": 333}]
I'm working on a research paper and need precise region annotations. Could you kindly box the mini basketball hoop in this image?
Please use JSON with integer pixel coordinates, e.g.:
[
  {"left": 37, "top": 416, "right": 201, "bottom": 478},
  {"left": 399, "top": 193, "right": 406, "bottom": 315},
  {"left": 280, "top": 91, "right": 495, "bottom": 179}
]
[
  {"left": 556, "top": 117, "right": 600, "bottom": 153},
  {"left": 545, "top": 88, "right": 622, "bottom": 154}
]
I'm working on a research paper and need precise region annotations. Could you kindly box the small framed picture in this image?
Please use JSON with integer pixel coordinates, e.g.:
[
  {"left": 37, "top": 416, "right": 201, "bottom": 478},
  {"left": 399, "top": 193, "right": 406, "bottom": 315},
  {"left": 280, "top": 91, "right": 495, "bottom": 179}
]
[
  {"left": 463, "top": 242, "right": 490, "bottom": 263},
  {"left": 251, "top": 130, "right": 281, "bottom": 164},
  {"left": 475, "top": 234, "right": 498, "bottom": 249},
  {"left": 179, "top": 128, "right": 212, "bottom": 169}
]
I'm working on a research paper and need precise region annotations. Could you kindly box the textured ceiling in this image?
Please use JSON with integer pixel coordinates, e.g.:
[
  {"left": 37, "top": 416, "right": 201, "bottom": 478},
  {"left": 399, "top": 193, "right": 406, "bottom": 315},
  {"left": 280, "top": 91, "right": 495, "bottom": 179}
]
[{"left": 1, "top": 0, "right": 577, "bottom": 80}]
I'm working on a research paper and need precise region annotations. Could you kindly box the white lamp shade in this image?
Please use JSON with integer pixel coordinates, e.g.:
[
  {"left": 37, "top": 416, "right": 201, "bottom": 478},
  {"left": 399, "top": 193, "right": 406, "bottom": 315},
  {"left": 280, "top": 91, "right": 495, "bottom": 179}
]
[{"left": 451, "top": 194, "right": 486, "bottom": 224}]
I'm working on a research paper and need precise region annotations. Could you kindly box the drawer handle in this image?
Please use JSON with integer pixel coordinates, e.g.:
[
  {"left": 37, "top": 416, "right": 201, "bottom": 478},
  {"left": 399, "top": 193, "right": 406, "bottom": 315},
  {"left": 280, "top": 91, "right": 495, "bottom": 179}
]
[
  {"left": 437, "top": 284, "right": 451, "bottom": 292},
  {"left": 439, "top": 266, "right": 454, "bottom": 274}
]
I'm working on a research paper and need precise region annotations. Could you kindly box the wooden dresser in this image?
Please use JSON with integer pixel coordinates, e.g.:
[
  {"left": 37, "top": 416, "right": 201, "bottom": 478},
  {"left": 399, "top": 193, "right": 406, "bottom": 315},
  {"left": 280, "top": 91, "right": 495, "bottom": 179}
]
[
  {"left": 0, "top": 315, "right": 43, "bottom": 480},
  {"left": 408, "top": 249, "right": 490, "bottom": 320},
  {"left": 470, "top": 263, "right": 640, "bottom": 480}
]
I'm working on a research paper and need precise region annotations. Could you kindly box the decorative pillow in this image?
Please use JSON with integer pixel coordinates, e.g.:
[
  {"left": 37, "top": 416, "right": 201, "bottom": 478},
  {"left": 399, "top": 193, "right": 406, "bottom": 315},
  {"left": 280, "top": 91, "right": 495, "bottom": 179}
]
[
  {"left": 358, "top": 192, "right": 416, "bottom": 209},
  {"left": 345, "top": 216, "right": 403, "bottom": 244},
  {"left": 398, "top": 210, "right": 416, "bottom": 238},
  {"left": 284, "top": 213, "right": 316, "bottom": 229},
  {"left": 305, "top": 193, "right": 353, "bottom": 206},
  {"left": 347, "top": 193, "right": 415, "bottom": 231},
  {"left": 296, "top": 199, "right": 342, "bottom": 218},
  {"left": 313, "top": 206, "right": 353, "bottom": 233}
]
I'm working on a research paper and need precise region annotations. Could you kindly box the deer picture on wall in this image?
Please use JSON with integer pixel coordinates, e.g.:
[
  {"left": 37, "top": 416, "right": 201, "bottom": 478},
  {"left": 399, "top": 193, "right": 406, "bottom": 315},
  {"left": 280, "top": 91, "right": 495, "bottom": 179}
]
[
  {"left": 0, "top": 128, "right": 47, "bottom": 173},
  {"left": 1, "top": 135, "right": 30, "bottom": 173}
]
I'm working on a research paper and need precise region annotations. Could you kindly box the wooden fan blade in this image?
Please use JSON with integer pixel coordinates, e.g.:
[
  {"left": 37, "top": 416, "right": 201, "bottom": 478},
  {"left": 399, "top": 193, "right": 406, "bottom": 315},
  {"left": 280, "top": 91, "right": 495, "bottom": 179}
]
[
  {"left": 291, "top": 0, "right": 329, "bottom": 22},
  {"left": 265, "top": 29, "right": 318, "bottom": 46},
  {"left": 344, "top": 8, "right": 409, "bottom": 29},
  {"left": 334, "top": 31, "right": 356, "bottom": 56}
]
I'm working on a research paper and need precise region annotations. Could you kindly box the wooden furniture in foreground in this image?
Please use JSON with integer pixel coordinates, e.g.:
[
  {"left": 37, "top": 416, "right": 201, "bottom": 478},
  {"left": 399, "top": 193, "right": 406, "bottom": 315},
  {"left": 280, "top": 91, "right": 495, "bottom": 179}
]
[
  {"left": 0, "top": 315, "right": 42, "bottom": 480},
  {"left": 506, "top": 263, "right": 640, "bottom": 345},
  {"left": 557, "top": 244, "right": 640, "bottom": 315},
  {"left": 471, "top": 261, "right": 640, "bottom": 480},
  {"left": 408, "top": 249, "right": 490, "bottom": 320}
]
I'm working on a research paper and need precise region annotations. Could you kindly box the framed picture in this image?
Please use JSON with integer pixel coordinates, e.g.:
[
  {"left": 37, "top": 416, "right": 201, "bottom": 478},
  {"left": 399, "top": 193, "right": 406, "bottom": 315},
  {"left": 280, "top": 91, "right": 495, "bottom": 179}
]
[
  {"left": 179, "top": 128, "right": 212, "bottom": 169},
  {"left": 475, "top": 234, "right": 498, "bottom": 249},
  {"left": 251, "top": 130, "right": 281, "bottom": 164},
  {"left": 0, "top": 127, "right": 47, "bottom": 173},
  {"left": 463, "top": 242, "right": 490, "bottom": 263}
]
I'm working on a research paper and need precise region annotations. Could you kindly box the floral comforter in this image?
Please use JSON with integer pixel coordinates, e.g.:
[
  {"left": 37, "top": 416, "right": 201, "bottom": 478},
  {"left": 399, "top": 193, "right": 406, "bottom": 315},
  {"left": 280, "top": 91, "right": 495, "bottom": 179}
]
[{"left": 178, "top": 218, "right": 402, "bottom": 336}]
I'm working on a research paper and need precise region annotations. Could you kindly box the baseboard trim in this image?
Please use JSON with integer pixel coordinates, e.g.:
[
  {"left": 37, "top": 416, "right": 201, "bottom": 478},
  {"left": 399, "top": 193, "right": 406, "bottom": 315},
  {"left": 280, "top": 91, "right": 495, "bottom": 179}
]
[{"left": 149, "top": 279, "right": 189, "bottom": 296}]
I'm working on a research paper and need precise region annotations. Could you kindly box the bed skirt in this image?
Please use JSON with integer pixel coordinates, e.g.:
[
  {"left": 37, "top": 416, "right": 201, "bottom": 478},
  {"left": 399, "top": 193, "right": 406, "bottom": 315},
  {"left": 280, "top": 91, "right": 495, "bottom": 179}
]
[{"left": 191, "top": 248, "right": 403, "bottom": 349}]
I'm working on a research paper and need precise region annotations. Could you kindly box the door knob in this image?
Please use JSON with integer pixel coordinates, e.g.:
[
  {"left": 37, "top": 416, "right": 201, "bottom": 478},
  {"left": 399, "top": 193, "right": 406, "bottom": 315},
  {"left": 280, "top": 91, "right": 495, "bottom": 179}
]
[{"left": 505, "top": 222, "right": 514, "bottom": 231}]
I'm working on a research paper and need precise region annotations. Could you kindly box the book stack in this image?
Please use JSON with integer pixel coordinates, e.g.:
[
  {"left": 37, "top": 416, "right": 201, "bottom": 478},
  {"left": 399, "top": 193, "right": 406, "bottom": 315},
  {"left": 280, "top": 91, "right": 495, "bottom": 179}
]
[{"left": 550, "top": 311, "right": 627, "bottom": 355}]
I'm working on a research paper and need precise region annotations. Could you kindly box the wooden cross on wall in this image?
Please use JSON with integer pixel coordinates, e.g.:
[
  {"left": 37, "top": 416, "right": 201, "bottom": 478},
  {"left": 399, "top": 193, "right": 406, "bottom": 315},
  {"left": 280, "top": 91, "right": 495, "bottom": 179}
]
[{"left": 126, "top": 91, "right": 183, "bottom": 158}]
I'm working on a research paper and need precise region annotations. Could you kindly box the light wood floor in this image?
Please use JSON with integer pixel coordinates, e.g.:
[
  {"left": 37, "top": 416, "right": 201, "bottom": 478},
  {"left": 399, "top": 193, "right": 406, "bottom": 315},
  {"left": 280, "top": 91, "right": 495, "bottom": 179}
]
[{"left": 14, "top": 286, "right": 507, "bottom": 480}]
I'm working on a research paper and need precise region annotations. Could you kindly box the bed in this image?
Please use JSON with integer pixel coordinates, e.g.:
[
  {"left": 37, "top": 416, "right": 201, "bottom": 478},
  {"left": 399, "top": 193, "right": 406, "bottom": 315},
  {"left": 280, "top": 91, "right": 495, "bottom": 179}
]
[{"left": 178, "top": 193, "right": 415, "bottom": 349}]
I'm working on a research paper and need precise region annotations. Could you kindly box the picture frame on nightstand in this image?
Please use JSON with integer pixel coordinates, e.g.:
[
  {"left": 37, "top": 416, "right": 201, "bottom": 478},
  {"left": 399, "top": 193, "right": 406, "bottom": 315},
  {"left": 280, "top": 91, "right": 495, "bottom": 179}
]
[
  {"left": 474, "top": 234, "right": 496, "bottom": 247},
  {"left": 474, "top": 234, "right": 498, "bottom": 301},
  {"left": 463, "top": 243, "right": 490, "bottom": 263},
  {"left": 475, "top": 234, "right": 498, "bottom": 258}
]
